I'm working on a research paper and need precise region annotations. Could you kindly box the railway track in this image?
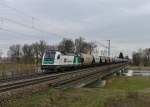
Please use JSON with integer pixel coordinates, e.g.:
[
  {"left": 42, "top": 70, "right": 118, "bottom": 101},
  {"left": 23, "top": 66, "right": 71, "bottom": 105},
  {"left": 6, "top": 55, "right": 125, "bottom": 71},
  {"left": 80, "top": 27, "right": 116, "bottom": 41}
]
[
  {"left": 0, "top": 74, "right": 56, "bottom": 92},
  {"left": 0, "top": 63, "right": 127, "bottom": 93}
]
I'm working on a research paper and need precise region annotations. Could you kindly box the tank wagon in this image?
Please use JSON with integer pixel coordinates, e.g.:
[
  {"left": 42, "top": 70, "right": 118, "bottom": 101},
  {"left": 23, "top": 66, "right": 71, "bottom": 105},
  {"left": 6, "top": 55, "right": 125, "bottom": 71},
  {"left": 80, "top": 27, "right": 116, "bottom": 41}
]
[
  {"left": 80, "top": 53, "right": 94, "bottom": 65},
  {"left": 41, "top": 50, "right": 128, "bottom": 72}
]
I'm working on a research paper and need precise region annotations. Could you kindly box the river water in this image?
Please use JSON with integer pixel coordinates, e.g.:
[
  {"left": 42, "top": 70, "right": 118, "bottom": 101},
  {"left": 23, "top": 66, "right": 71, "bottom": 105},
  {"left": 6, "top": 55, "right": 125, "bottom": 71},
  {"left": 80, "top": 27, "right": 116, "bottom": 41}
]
[{"left": 124, "top": 70, "right": 150, "bottom": 76}]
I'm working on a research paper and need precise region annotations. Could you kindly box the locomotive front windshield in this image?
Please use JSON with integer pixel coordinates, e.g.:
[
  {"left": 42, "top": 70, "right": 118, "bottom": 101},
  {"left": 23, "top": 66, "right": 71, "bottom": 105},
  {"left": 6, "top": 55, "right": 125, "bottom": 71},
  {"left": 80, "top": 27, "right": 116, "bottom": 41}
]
[
  {"left": 43, "top": 51, "right": 56, "bottom": 64},
  {"left": 44, "top": 51, "right": 56, "bottom": 59}
]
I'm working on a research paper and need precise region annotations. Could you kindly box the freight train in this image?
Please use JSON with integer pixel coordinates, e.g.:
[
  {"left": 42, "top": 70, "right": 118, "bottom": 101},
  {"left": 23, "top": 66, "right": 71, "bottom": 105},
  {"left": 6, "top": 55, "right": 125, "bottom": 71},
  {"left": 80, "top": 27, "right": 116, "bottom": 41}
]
[{"left": 41, "top": 50, "right": 128, "bottom": 72}]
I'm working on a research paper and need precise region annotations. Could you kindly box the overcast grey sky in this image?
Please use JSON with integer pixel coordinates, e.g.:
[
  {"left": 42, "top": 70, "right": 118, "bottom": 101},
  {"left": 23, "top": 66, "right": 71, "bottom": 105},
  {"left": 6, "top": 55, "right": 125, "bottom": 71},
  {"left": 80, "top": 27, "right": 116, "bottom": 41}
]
[{"left": 0, "top": 0, "right": 150, "bottom": 57}]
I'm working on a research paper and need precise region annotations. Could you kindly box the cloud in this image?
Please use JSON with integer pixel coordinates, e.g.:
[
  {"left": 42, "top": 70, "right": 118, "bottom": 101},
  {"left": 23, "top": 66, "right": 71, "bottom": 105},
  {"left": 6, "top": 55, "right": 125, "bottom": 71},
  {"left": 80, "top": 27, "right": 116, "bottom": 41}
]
[
  {"left": 122, "top": 2, "right": 150, "bottom": 16},
  {"left": 0, "top": 0, "right": 150, "bottom": 57}
]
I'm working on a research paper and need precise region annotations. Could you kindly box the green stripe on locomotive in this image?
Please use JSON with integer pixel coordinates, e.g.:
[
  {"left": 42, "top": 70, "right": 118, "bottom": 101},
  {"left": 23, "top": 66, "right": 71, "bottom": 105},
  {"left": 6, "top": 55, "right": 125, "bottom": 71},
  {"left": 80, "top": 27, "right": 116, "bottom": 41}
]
[
  {"left": 43, "top": 58, "right": 54, "bottom": 64},
  {"left": 73, "top": 56, "right": 81, "bottom": 64}
]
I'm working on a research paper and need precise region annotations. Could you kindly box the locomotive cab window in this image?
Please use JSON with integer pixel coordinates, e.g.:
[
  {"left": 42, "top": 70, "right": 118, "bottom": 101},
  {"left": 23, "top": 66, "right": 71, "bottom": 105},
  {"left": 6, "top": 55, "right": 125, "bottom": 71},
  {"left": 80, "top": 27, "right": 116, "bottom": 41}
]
[{"left": 57, "top": 55, "right": 60, "bottom": 59}]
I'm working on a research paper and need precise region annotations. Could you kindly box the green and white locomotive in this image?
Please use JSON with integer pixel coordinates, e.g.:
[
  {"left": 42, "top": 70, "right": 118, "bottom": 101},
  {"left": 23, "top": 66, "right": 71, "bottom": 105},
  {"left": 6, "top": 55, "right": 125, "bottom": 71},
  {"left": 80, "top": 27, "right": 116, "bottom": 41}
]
[{"left": 41, "top": 50, "right": 81, "bottom": 71}]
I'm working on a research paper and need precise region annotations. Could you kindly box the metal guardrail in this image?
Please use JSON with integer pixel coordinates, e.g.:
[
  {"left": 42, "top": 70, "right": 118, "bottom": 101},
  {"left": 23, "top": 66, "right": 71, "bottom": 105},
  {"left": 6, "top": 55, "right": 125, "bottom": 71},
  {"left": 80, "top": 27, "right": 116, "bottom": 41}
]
[{"left": 56, "top": 65, "right": 128, "bottom": 88}]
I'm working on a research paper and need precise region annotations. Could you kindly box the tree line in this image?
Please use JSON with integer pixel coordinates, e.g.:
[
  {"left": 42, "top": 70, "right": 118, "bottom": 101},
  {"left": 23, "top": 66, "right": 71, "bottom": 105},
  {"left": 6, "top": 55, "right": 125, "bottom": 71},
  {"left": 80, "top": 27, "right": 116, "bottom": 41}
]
[
  {"left": 7, "top": 37, "right": 97, "bottom": 64},
  {"left": 132, "top": 48, "right": 150, "bottom": 66}
]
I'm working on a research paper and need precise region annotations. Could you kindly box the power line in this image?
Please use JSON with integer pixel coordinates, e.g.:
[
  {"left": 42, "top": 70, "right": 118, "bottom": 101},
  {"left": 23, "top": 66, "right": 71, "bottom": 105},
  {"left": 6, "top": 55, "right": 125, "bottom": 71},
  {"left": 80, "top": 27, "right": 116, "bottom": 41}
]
[
  {"left": 0, "top": 27, "right": 38, "bottom": 39},
  {"left": 0, "top": 2, "right": 57, "bottom": 33},
  {"left": 0, "top": 1, "right": 35, "bottom": 19},
  {"left": 0, "top": 1, "right": 36, "bottom": 25},
  {"left": 0, "top": 17, "right": 64, "bottom": 38},
  {"left": 94, "top": 41, "right": 108, "bottom": 48},
  {"left": 0, "top": 2, "right": 65, "bottom": 38},
  {"left": 95, "top": 40, "right": 122, "bottom": 57}
]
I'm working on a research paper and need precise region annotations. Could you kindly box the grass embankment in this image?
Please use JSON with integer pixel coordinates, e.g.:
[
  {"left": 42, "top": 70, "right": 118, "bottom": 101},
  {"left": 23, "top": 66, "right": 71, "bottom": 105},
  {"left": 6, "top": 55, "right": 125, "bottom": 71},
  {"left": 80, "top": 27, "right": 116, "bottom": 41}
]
[
  {"left": 128, "top": 66, "right": 150, "bottom": 71},
  {"left": 3, "top": 77, "right": 150, "bottom": 107}
]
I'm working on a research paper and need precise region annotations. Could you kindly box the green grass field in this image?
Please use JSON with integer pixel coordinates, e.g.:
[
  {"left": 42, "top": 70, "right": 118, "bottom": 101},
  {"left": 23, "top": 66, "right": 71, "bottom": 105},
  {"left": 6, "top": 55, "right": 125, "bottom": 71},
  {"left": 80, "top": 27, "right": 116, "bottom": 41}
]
[{"left": 3, "top": 76, "right": 150, "bottom": 107}]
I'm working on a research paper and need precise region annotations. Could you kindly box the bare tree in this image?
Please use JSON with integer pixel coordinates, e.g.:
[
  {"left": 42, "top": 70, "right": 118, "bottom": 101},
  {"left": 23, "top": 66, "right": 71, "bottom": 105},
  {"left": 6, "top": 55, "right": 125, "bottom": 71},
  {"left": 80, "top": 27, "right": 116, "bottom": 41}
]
[
  {"left": 143, "top": 48, "right": 150, "bottom": 66},
  {"left": 81, "top": 42, "right": 90, "bottom": 54},
  {"left": 22, "top": 44, "right": 34, "bottom": 64},
  {"left": 88, "top": 42, "right": 97, "bottom": 54},
  {"left": 6, "top": 38, "right": 98, "bottom": 64},
  {"left": 38, "top": 40, "right": 48, "bottom": 58},
  {"left": 8, "top": 44, "right": 22, "bottom": 63},
  {"left": 132, "top": 48, "right": 150, "bottom": 66},
  {"left": 47, "top": 45, "right": 58, "bottom": 50},
  {"left": 0, "top": 49, "right": 3, "bottom": 61},
  {"left": 75, "top": 37, "right": 97, "bottom": 54},
  {"left": 32, "top": 42, "right": 39, "bottom": 64},
  {"left": 75, "top": 37, "right": 84, "bottom": 53},
  {"left": 132, "top": 52, "right": 141, "bottom": 66},
  {"left": 32, "top": 40, "right": 48, "bottom": 64},
  {"left": 58, "top": 38, "right": 75, "bottom": 53}
]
